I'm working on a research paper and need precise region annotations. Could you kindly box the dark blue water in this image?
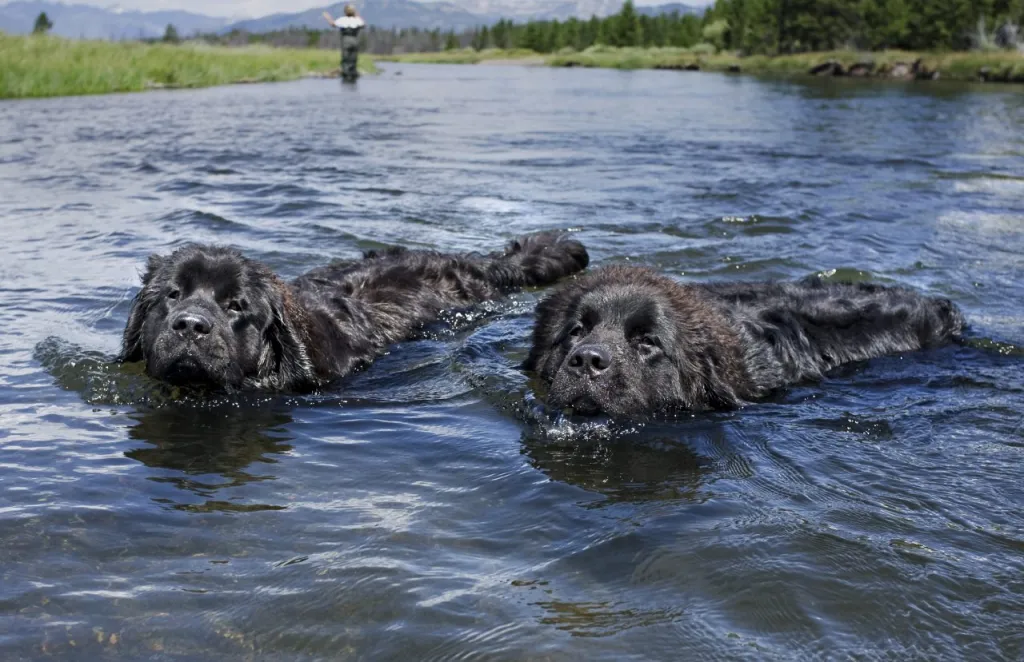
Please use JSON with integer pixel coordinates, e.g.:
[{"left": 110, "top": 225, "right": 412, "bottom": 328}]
[{"left": 1, "top": 64, "right": 1023, "bottom": 659}]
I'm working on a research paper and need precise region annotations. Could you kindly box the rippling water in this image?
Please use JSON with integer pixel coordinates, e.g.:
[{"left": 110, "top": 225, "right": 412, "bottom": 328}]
[{"left": 1, "top": 65, "right": 1023, "bottom": 659}]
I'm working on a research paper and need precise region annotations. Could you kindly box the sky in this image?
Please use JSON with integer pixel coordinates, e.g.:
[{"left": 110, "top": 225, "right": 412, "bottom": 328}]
[{"left": 5, "top": 0, "right": 713, "bottom": 19}]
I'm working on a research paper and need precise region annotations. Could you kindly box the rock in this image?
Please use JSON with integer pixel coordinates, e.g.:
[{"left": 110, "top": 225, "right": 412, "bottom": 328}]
[
  {"left": 727, "top": 64, "right": 741, "bottom": 73},
  {"left": 978, "top": 67, "right": 1019, "bottom": 83},
  {"left": 847, "top": 62, "right": 874, "bottom": 77},
  {"left": 653, "top": 62, "right": 700, "bottom": 71},
  {"left": 912, "top": 59, "right": 939, "bottom": 80},
  {"left": 809, "top": 60, "right": 846, "bottom": 76},
  {"left": 888, "top": 62, "right": 913, "bottom": 79}
]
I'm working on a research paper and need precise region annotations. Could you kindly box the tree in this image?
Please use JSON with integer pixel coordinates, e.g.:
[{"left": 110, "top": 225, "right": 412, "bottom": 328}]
[
  {"left": 163, "top": 24, "right": 180, "bottom": 43},
  {"left": 563, "top": 17, "right": 581, "bottom": 50},
  {"left": 32, "top": 11, "right": 53, "bottom": 34},
  {"left": 491, "top": 19, "right": 510, "bottom": 49},
  {"left": 444, "top": 31, "right": 460, "bottom": 50},
  {"left": 520, "top": 21, "right": 545, "bottom": 51},
  {"left": 860, "top": 0, "right": 912, "bottom": 49},
  {"left": 612, "top": 0, "right": 643, "bottom": 46}
]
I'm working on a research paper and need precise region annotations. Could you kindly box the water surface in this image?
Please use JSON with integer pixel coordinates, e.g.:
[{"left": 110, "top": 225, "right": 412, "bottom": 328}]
[{"left": 1, "top": 65, "right": 1023, "bottom": 659}]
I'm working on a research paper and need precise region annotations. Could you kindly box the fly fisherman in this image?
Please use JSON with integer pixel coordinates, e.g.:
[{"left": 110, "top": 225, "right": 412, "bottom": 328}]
[{"left": 323, "top": 5, "right": 366, "bottom": 82}]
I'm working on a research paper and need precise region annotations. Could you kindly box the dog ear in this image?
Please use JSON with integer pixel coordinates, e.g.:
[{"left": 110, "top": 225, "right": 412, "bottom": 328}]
[
  {"left": 258, "top": 281, "right": 316, "bottom": 390},
  {"left": 523, "top": 283, "right": 580, "bottom": 375},
  {"left": 120, "top": 254, "right": 166, "bottom": 362}
]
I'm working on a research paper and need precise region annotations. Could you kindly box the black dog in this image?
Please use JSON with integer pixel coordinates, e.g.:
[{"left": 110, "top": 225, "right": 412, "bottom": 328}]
[
  {"left": 121, "top": 232, "right": 588, "bottom": 391},
  {"left": 525, "top": 266, "right": 965, "bottom": 417}
]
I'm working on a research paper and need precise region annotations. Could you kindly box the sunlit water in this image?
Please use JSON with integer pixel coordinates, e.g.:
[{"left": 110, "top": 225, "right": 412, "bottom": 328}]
[{"left": 1, "top": 64, "right": 1023, "bottom": 659}]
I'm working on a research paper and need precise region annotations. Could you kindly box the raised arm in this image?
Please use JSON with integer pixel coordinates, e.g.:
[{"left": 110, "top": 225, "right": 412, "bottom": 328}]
[{"left": 322, "top": 11, "right": 336, "bottom": 26}]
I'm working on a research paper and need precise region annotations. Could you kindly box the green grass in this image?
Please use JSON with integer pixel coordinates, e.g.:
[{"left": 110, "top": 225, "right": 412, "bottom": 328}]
[
  {"left": 0, "top": 33, "right": 378, "bottom": 99},
  {"left": 385, "top": 45, "right": 1024, "bottom": 82},
  {"left": 376, "top": 48, "right": 540, "bottom": 65}
]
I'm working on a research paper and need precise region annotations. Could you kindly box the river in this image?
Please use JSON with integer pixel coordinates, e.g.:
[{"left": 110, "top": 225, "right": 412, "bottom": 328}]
[{"left": 1, "top": 63, "right": 1023, "bottom": 659}]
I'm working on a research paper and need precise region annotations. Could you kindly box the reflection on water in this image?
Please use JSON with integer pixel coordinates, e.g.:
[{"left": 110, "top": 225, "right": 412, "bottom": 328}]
[
  {"left": 1, "top": 65, "right": 1023, "bottom": 659},
  {"left": 126, "top": 404, "right": 294, "bottom": 510},
  {"left": 521, "top": 427, "right": 711, "bottom": 505}
]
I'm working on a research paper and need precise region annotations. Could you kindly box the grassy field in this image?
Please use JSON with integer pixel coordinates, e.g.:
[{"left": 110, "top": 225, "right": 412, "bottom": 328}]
[
  {"left": 384, "top": 46, "right": 1024, "bottom": 82},
  {"left": 0, "top": 33, "right": 378, "bottom": 99},
  {"left": 376, "top": 48, "right": 541, "bottom": 65}
]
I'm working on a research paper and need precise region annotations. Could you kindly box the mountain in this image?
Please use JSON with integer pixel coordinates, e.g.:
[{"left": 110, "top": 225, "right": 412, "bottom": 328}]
[
  {"left": 227, "top": 0, "right": 486, "bottom": 34},
  {"left": 226, "top": 0, "right": 700, "bottom": 33},
  {"left": 0, "top": 1, "right": 229, "bottom": 39},
  {"left": 445, "top": 0, "right": 698, "bottom": 22},
  {"left": 0, "top": 0, "right": 701, "bottom": 40}
]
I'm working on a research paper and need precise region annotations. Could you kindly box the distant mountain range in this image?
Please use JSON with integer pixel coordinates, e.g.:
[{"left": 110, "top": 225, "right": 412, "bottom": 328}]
[
  {"left": 0, "top": 1, "right": 229, "bottom": 39},
  {"left": 228, "top": 0, "right": 482, "bottom": 35},
  {"left": 0, "top": 0, "right": 700, "bottom": 39},
  {"left": 230, "top": 0, "right": 699, "bottom": 33}
]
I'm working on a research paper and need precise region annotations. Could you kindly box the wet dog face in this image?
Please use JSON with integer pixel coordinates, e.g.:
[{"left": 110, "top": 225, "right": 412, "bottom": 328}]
[
  {"left": 525, "top": 267, "right": 748, "bottom": 417},
  {"left": 120, "top": 246, "right": 293, "bottom": 389},
  {"left": 526, "top": 268, "right": 692, "bottom": 417}
]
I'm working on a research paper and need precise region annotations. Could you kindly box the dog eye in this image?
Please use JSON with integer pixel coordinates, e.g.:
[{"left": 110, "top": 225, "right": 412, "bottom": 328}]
[
  {"left": 568, "top": 323, "right": 584, "bottom": 338},
  {"left": 167, "top": 289, "right": 180, "bottom": 300},
  {"left": 637, "top": 335, "right": 660, "bottom": 349},
  {"left": 227, "top": 300, "right": 245, "bottom": 313}
]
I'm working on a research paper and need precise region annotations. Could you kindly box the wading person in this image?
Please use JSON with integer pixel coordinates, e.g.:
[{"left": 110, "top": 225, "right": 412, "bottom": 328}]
[{"left": 323, "top": 5, "right": 365, "bottom": 82}]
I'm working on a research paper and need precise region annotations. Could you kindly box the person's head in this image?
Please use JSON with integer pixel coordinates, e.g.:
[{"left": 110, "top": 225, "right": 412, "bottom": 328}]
[{"left": 344, "top": 4, "right": 356, "bottom": 16}]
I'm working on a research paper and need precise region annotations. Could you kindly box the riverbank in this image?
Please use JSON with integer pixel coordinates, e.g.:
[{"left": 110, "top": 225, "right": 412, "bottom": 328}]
[
  {"left": 381, "top": 46, "right": 1024, "bottom": 83},
  {"left": 0, "top": 34, "right": 378, "bottom": 99}
]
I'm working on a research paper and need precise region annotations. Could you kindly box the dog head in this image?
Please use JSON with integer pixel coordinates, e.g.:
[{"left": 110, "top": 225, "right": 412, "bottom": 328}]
[
  {"left": 525, "top": 267, "right": 748, "bottom": 417},
  {"left": 120, "top": 245, "right": 312, "bottom": 390}
]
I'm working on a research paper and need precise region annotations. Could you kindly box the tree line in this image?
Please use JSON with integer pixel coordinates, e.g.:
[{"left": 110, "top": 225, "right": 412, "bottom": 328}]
[
  {"left": 703, "top": 0, "right": 1023, "bottom": 53},
  {"left": 158, "top": 0, "right": 1024, "bottom": 55},
  {"left": 455, "top": 0, "right": 1023, "bottom": 53}
]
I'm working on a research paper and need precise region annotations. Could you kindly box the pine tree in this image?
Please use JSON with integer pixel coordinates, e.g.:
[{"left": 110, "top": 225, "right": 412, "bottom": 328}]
[
  {"left": 613, "top": 1, "right": 643, "bottom": 46},
  {"left": 492, "top": 19, "right": 509, "bottom": 49},
  {"left": 563, "top": 17, "right": 581, "bottom": 50},
  {"left": 162, "top": 24, "right": 180, "bottom": 43},
  {"left": 546, "top": 19, "right": 564, "bottom": 52},
  {"left": 32, "top": 11, "right": 53, "bottom": 34}
]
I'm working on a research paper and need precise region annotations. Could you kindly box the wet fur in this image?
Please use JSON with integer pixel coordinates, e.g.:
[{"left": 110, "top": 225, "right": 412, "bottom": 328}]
[
  {"left": 121, "top": 232, "right": 588, "bottom": 391},
  {"left": 525, "top": 266, "right": 965, "bottom": 416}
]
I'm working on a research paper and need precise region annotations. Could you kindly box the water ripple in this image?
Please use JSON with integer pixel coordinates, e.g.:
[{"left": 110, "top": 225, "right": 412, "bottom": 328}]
[{"left": 0, "top": 66, "right": 1022, "bottom": 660}]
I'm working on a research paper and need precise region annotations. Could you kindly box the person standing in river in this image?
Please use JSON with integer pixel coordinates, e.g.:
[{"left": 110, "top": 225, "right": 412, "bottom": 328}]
[{"left": 323, "top": 5, "right": 366, "bottom": 82}]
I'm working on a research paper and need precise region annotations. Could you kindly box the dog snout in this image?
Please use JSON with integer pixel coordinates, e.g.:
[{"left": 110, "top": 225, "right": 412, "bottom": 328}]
[
  {"left": 170, "top": 310, "right": 213, "bottom": 339},
  {"left": 567, "top": 344, "right": 612, "bottom": 377}
]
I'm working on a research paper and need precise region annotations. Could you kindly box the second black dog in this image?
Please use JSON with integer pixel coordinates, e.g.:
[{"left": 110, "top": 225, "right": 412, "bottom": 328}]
[{"left": 525, "top": 266, "right": 965, "bottom": 416}]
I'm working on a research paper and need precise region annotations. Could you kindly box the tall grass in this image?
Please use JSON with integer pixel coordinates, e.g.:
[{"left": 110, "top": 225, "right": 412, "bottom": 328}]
[
  {"left": 0, "top": 33, "right": 377, "bottom": 99},
  {"left": 376, "top": 48, "right": 540, "bottom": 64},
  {"left": 548, "top": 46, "right": 1024, "bottom": 80}
]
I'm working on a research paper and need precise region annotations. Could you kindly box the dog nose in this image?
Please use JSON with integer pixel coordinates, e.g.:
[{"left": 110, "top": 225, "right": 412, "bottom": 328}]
[
  {"left": 567, "top": 344, "right": 612, "bottom": 376},
  {"left": 170, "top": 311, "right": 212, "bottom": 338}
]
